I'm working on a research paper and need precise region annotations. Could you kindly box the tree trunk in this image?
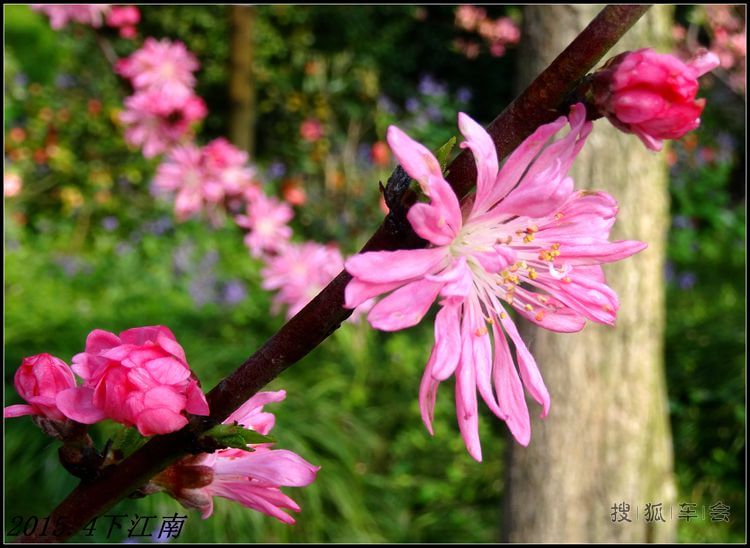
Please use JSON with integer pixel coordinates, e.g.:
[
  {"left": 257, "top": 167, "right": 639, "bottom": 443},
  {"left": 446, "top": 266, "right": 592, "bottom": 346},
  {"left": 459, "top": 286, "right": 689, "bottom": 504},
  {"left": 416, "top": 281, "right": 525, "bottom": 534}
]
[
  {"left": 228, "top": 5, "right": 257, "bottom": 158},
  {"left": 503, "top": 6, "right": 676, "bottom": 542}
]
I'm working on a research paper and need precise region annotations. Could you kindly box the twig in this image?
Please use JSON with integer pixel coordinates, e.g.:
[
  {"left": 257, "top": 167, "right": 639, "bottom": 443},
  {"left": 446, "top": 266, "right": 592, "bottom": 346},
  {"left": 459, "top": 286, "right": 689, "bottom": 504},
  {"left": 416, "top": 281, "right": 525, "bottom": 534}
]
[{"left": 16, "top": 5, "right": 650, "bottom": 542}]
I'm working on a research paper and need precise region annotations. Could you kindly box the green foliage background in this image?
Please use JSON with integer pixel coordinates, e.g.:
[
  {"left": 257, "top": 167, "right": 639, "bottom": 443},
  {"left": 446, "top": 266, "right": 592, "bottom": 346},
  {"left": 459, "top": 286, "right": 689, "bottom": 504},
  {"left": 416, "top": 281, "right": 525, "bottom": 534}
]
[{"left": 4, "top": 5, "right": 745, "bottom": 543}]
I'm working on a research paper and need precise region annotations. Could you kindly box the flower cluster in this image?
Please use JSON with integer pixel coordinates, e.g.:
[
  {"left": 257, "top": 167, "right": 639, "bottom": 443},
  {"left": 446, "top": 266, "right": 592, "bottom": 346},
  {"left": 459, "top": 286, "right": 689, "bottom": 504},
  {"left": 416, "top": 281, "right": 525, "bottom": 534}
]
[
  {"left": 592, "top": 48, "right": 720, "bottom": 151},
  {"left": 153, "top": 390, "right": 320, "bottom": 524},
  {"left": 454, "top": 5, "right": 520, "bottom": 59},
  {"left": 673, "top": 5, "right": 746, "bottom": 94},
  {"left": 36, "top": 6, "right": 365, "bottom": 328},
  {"left": 32, "top": 4, "right": 111, "bottom": 30},
  {"left": 345, "top": 104, "right": 647, "bottom": 460},
  {"left": 262, "top": 242, "right": 346, "bottom": 319},
  {"left": 153, "top": 139, "right": 259, "bottom": 222},
  {"left": 5, "top": 333, "right": 320, "bottom": 523},
  {"left": 4, "top": 326, "right": 210, "bottom": 436},
  {"left": 117, "top": 39, "right": 207, "bottom": 158},
  {"left": 32, "top": 4, "right": 140, "bottom": 38}
]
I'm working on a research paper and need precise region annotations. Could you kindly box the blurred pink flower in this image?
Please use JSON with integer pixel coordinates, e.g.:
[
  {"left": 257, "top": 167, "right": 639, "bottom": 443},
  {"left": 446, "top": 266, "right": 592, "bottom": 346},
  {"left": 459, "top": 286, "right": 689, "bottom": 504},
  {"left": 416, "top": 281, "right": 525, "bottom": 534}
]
[
  {"left": 154, "top": 390, "right": 320, "bottom": 524},
  {"left": 116, "top": 37, "right": 199, "bottom": 97},
  {"left": 203, "top": 138, "right": 258, "bottom": 197},
  {"left": 120, "top": 89, "right": 207, "bottom": 158},
  {"left": 261, "top": 242, "right": 345, "bottom": 319},
  {"left": 56, "top": 326, "right": 209, "bottom": 436},
  {"left": 299, "top": 118, "right": 324, "bottom": 142},
  {"left": 345, "top": 104, "right": 647, "bottom": 460},
  {"left": 4, "top": 354, "right": 77, "bottom": 421},
  {"left": 235, "top": 193, "right": 293, "bottom": 258},
  {"left": 455, "top": 6, "right": 519, "bottom": 59},
  {"left": 153, "top": 145, "right": 222, "bottom": 221},
  {"left": 32, "top": 4, "right": 110, "bottom": 30},
  {"left": 596, "top": 48, "right": 720, "bottom": 151},
  {"left": 4, "top": 172, "right": 22, "bottom": 197},
  {"left": 455, "top": 5, "right": 486, "bottom": 32},
  {"left": 106, "top": 5, "right": 140, "bottom": 38}
]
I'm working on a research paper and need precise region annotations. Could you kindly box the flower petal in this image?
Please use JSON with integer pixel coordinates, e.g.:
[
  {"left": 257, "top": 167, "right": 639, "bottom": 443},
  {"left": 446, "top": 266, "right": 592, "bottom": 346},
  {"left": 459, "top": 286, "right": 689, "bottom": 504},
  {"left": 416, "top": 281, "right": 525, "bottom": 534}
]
[
  {"left": 367, "top": 279, "right": 443, "bottom": 331},
  {"left": 386, "top": 125, "right": 443, "bottom": 193},
  {"left": 344, "top": 247, "right": 448, "bottom": 284}
]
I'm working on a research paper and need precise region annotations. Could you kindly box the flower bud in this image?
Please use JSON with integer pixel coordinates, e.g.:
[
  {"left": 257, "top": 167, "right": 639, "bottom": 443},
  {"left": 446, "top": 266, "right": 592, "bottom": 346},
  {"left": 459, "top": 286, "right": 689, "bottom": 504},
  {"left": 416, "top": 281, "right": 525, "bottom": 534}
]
[
  {"left": 4, "top": 354, "right": 76, "bottom": 421},
  {"left": 592, "top": 48, "right": 720, "bottom": 151}
]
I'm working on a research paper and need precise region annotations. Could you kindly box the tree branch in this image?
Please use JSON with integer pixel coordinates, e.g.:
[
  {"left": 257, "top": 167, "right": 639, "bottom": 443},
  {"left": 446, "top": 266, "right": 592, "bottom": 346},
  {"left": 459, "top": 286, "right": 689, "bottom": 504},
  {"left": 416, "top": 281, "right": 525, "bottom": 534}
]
[{"left": 17, "top": 5, "right": 650, "bottom": 542}]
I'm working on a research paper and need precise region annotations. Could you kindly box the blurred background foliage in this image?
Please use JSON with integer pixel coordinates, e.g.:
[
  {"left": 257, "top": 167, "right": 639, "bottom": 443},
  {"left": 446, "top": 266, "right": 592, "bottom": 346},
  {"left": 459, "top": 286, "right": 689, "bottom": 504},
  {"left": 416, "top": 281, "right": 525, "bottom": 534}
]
[{"left": 4, "top": 4, "right": 745, "bottom": 543}]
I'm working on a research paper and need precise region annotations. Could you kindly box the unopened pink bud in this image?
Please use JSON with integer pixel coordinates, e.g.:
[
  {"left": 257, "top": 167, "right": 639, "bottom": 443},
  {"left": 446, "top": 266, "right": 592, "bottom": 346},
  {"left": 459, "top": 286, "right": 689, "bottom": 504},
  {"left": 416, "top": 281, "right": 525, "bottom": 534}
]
[
  {"left": 4, "top": 354, "right": 76, "bottom": 421},
  {"left": 594, "top": 48, "right": 720, "bottom": 151}
]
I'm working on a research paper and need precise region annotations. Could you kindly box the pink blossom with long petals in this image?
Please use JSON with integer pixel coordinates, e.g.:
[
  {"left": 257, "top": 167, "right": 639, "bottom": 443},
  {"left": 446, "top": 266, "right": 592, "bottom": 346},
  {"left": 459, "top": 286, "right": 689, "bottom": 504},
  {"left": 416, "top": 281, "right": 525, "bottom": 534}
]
[
  {"left": 344, "top": 104, "right": 647, "bottom": 461},
  {"left": 235, "top": 194, "right": 293, "bottom": 258},
  {"left": 120, "top": 89, "right": 207, "bottom": 158},
  {"left": 116, "top": 38, "right": 199, "bottom": 97},
  {"left": 154, "top": 390, "right": 320, "bottom": 524},
  {"left": 4, "top": 354, "right": 77, "bottom": 421},
  {"left": 32, "top": 4, "right": 111, "bottom": 30},
  {"left": 56, "top": 326, "right": 209, "bottom": 436},
  {"left": 596, "top": 48, "right": 720, "bottom": 151}
]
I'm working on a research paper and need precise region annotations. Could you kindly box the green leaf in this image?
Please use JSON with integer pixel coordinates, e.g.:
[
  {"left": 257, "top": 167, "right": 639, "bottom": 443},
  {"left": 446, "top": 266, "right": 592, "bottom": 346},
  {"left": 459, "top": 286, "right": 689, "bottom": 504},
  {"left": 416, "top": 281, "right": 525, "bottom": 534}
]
[
  {"left": 203, "top": 423, "right": 275, "bottom": 450},
  {"left": 111, "top": 426, "right": 148, "bottom": 458},
  {"left": 435, "top": 136, "right": 457, "bottom": 173}
]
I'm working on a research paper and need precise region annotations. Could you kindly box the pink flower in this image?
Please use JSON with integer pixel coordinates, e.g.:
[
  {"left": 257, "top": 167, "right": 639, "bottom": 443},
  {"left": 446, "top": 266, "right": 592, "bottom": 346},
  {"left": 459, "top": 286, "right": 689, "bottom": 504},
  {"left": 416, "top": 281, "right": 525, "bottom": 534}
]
[
  {"left": 153, "top": 145, "right": 222, "bottom": 221},
  {"left": 32, "top": 4, "right": 111, "bottom": 30},
  {"left": 106, "top": 5, "right": 139, "bottom": 27},
  {"left": 120, "top": 89, "right": 207, "bottom": 158},
  {"left": 203, "top": 138, "right": 258, "bottom": 197},
  {"left": 154, "top": 391, "right": 320, "bottom": 524},
  {"left": 106, "top": 5, "right": 140, "bottom": 38},
  {"left": 116, "top": 38, "right": 199, "bottom": 97},
  {"left": 235, "top": 193, "right": 294, "bottom": 258},
  {"left": 597, "top": 48, "right": 720, "bottom": 151},
  {"left": 299, "top": 118, "right": 324, "bottom": 142},
  {"left": 4, "top": 354, "right": 77, "bottom": 421},
  {"left": 261, "top": 242, "right": 346, "bottom": 319},
  {"left": 344, "top": 104, "right": 647, "bottom": 460},
  {"left": 56, "top": 326, "right": 210, "bottom": 436},
  {"left": 4, "top": 172, "right": 22, "bottom": 197}
]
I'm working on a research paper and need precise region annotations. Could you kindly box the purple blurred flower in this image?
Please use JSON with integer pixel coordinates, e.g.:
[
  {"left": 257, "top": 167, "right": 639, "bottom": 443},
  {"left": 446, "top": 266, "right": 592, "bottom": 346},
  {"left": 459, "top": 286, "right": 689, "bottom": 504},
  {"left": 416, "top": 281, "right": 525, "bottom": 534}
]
[
  {"left": 54, "top": 255, "right": 89, "bottom": 277},
  {"left": 116, "top": 242, "right": 133, "bottom": 256},
  {"left": 222, "top": 279, "right": 247, "bottom": 305},
  {"left": 189, "top": 276, "right": 218, "bottom": 306},
  {"left": 267, "top": 161, "right": 287, "bottom": 180},
  {"left": 418, "top": 75, "right": 447, "bottom": 97},
  {"left": 425, "top": 104, "right": 443, "bottom": 122},
  {"left": 456, "top": 86, "right": 473, "bottom": 104},
  {"left": 405, "top": 97, "right": 420, "bottom": 113},
  {"left": 14, "top": 73, "right": 29, "bottom": 87},
  {"left": 678, "top": 272, "right": 697, "bottom": 290},
  {"left": 146, "top": 216, "right": 173, "bottom": 236},
  {"left": 171, "top": 242, "right": 194, "bottom": 275},
  {"left": 377, "top": 95, "right": 398, "bottom": 115},
  {"left": 54, "top": 73, "right": 76, "bottom": 89},
  {"left": 101, "top": 216, "right": 119, "bottom": 232},
  {"left": 672, "top": 215, "right": 693, "bottom": 229}
]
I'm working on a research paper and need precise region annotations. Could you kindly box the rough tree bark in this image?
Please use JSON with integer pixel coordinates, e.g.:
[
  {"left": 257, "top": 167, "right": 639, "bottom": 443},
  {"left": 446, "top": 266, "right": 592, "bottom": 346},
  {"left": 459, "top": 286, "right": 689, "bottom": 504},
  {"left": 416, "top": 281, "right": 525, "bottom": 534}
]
[
  {"left": 228, "top": 5, "right": 257, "bottom": 157},
  {"left": 503, "top": 5, "right": 676, "bottom": 542}
]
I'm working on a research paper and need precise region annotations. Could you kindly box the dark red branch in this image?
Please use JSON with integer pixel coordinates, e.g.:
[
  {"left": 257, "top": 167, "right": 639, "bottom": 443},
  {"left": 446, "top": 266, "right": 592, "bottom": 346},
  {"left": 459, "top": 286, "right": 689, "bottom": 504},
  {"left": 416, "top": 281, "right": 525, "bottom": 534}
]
[{"left": 17, "top": 5, "right": 650, "bottom": 542}]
